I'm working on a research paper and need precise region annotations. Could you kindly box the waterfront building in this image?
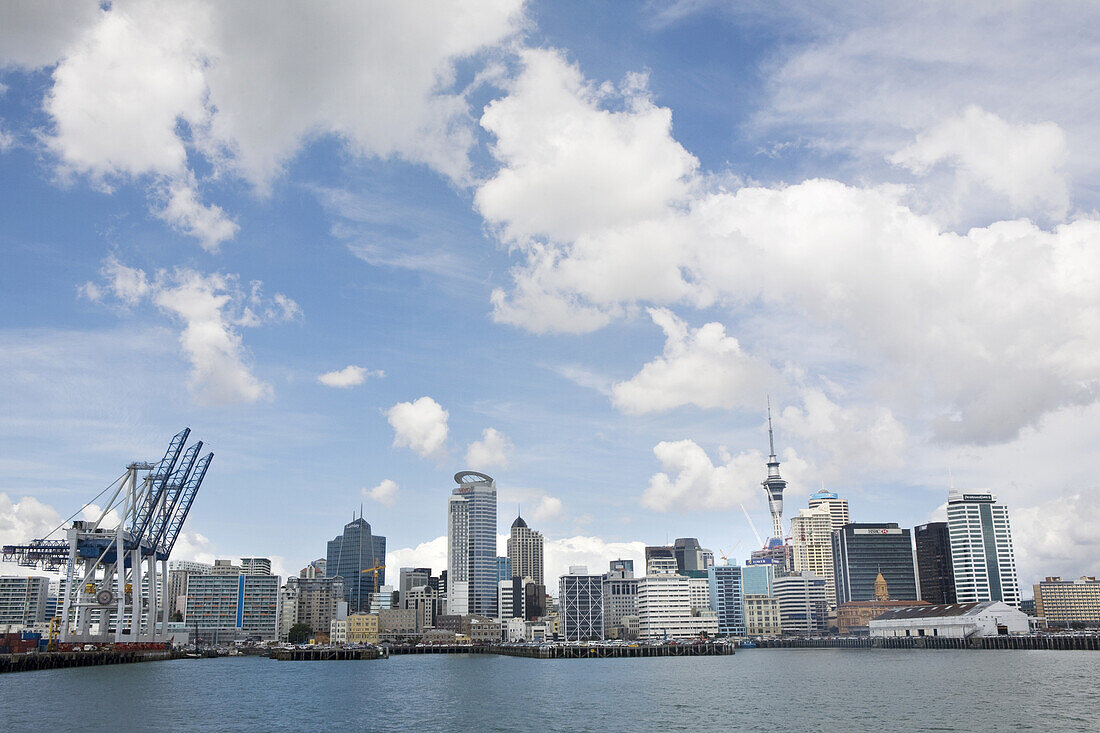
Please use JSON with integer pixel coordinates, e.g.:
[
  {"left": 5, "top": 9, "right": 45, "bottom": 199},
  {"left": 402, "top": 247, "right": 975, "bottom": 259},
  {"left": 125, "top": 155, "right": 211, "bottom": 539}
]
[
  {"left": 465, "top": 615, "right": 503, "bottom": 643},
  {"left": 835, "top": 573, "right": 929, "bottom": 635},
  {"left": 496, "top": 556, "right": 512, "bottom": 583},
  {"left": 277, "top": 583, "right": 298, "bottom": 641},
  {"left": 790, "top": 506, "right": 837, "bottom": 608},
  {"left": 524, "top": 581, "right": 547, "bottom": 621},
  {"left": 636, "top": 568, "right": 719, "bottom": 640},
  {"left": 807, "top": 487, "right": 850, "bottom": 531},
  {"left": 398, "top": 567, "right": 431, "bottom": 603},
  {"left": 832, "top": 523, "right": 918, "bottom": 604},
  {"left": 1033, "top": 576, "right": 1100, "bottom": 627},
  {"left": 773, "top": 573, "right": 828, "bottom": 634},
  {"left": 688, "top": 576, "right": 712, "bottom": 612},
  {"left": 707, "top": 562, "right": 745, "bottom": 637},
  {"left": 644, "top": 546, "right": 678, "bottom": 575},
  {"left": 185, "top": 572, "right": 279, "bottom": 642},
  {"left": 559, "top": 566, "right": 604, "bottom": 641},
  {"left": 498, "top": 579, "right": 523, "bottom": 620},
  {"left": 241, "top": 557, "right": 272, "bottom": 576},
  {"left": 914, "top": 522, "right": 956, "bottom": 604},
  {"left": 167, "top": 560, "right": 212, "bottom": 619},
  {"left": 286, "top": 575, "right": 345, "bottom": 638},
  {"left": 750, "top": 538, "right": 791, "bottom": 576},
  {"left": 448, "top": 471, "right": 498, "bottom": 618},
  {"left": 369, "top": 584, "right": 395, "bottom": 613},
  {"left": 602, "top": 561, "right": 638, "bottom": 637},
  {"left": 869, "top": 601, "right": 1029, "bottom": 638},
  {"left": 403, "top": 585, "right": 438, "bottom": 629},
  {"left": 330, "top": 617, "right": 347, "bottom": 644},
  {"left": 742, "top": 560, "right": 775, "bottom": 596},
  {"left": 946, "top": 491, "right": 1020, "bottom": 608},
  {"left": 506, "top": 515, "right": 544, "bottom": 586},
  {"left": 762, "top": 402, "right": 787, "bottom": 540},
  {"left": 674, "top": 538, "right": 714, "bottom": 572},
  {"left": 379, "top": 607, "right": 420, "bottom": 639},
  {"left": 326, "top": 515, "right": 387, "bottom": 614},
  {"left": 0, "top": 576, "right": 49, "bottom": 626},
  {"left": 743, "top": 595, "right": 781, "bottom": 635}
]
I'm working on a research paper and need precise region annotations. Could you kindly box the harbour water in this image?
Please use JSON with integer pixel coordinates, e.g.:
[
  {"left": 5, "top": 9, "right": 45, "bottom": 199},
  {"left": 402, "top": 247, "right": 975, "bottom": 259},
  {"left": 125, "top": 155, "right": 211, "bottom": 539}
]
[{"left": 2, "top": 650, "right": 1097, "bottom": 731}]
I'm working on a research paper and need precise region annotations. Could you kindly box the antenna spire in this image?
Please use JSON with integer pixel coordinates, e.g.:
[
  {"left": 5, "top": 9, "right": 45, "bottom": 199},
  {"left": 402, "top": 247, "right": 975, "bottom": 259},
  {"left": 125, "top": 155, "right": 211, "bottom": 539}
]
[{"left": 767, "top": 395, "right": 776, "bottom": 458}]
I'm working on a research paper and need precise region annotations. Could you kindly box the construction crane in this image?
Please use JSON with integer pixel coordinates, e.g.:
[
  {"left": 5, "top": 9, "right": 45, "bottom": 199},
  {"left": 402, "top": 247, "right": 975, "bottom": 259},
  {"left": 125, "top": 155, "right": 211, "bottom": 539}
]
[
  {"left": 2, "top": 429, "right": 213, "bottom": 646},
  {"left": 741, "top": 503, "right": 765, "bottom": 549},
  {"left": 360, "top": 564, "right": 386, "bottom": 595}
]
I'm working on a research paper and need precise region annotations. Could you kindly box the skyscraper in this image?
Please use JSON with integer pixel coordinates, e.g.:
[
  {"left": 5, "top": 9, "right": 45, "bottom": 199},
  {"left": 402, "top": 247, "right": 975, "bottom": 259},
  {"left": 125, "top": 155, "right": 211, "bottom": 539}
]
[
  {"left": 326, "top": 516, "right": 386, "bottom": 613},
  {"left": 447, "top": 471, "right": 498, "bottom": 618},
  {"left": 674, "top": 538, "right": 714, "bottom": 572},
  {"left": 946, "top": 491, "right": 1020, "bottom": 607},
  {"left": 762, "top": 401, "right": 787, "bottom": 540},
  {"left": 644, "top": 545, "right": 677, "bottom": 575},
  {"left": 832, "top": 523, "right": 918, "bottom": 604},
  {"left": 708, "top": 562, "right": 745, "bottom": 637},
  {"left": 914, "top": 522, "right": 956, "bottom": 604},
  {"left": 506, "top": 514, "right": 544, "bottom": 586},
  {"left": 807, "top": 487, "right": 850, "bottom": 531},
  {"left": 559, "top": 566, "right": 604, "bottom": 641},
  {"left": 790, "top": 507, "right": 837, "bottom": 607}
]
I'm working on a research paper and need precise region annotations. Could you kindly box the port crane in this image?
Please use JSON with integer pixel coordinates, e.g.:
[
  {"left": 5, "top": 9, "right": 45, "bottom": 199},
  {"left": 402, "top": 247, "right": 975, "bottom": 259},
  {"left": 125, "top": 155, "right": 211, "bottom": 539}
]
[{"left": 2, "top": 428, "right": 212, "bottom": 644}]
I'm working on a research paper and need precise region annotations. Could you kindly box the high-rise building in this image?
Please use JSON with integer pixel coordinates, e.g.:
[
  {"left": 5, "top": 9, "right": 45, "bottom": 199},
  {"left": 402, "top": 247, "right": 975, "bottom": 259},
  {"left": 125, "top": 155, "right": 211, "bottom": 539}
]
[
  {"left": 1033, "top": 577, "right": 1100, "bottom": 627},
  {"left": 708, "top": 562, "right": 745, "bottom": 637},
  {"left": 602, "top": 561, "right": 638, "bottom": 636},
  {"left": 398, "top": 568, "right": 431, "bottom": 603},
  {"left": 743, "top": 560, "right": 775, "bottom": 596},
  {"left": 559, "top": 566, "right": 604, "bottom": 641},
  {"left": 674, "top": 538, "right": 714, "bottom": 572},
  {"left": 277, "top": 583, "right": 298, "bottom": 641},
  {"left": 496, "top": 556, "right": 512, "bottom": 583},
  {"left": 167, "top": 560, "right": 212, "bottom": 619},
  {"left": 946, "top": 491, "right": 1020, "bottom": 608},
  {"left": 0, "top": 576, "right": 49, "bottom": 626},
  {"left": 914, "top": 522, "right": 956, "bottom": 604},
  {"left": 286, "top": 576, "right": 345, "bottom": 637},
  {"left": 644, "top": 546, "right": 677, "bottom": 575},
  {"left": 790, "top": 507, "right": 837, "bottom": 608},
  {"left": 750, "top": 538, "right": 792, "bottom": 576},
  {"left": 807, "top": 487, "right": 850, "bottom": 531},
  {"left": 773, "top": 573, "right": 828, "bottom": 634},
  {"left": 447, "top": 471, "right": 498, "bottom": 618},
  {"left": 185, "top": 572, "right": 279, "bottom": 643},
  {"left": 762, "top": 401, "right": 787, "bottom": 540},
  {"left": 241, "top": 557, "right": 272, "bottom": 576},
  {"left": 403, "top": 585, "right": 438, "bottom": 629},
  {"left": 832, "top": 523, "right": 918, "bottom": 604},
  {"left": 326, "top": 516, "right": 387, "bottom": 613},
  {"left": 506, "top": 514, "right": 544, "bottom": 586},
  {"left": 637, "top": 568, "right": 718, "bottom": 640}
]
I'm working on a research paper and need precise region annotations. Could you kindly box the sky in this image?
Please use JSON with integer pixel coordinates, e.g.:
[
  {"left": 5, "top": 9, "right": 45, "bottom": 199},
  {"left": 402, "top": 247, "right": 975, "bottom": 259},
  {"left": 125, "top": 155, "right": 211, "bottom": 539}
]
[{"left": 2, "top": 1, "right": 1099, "bottom": 593}]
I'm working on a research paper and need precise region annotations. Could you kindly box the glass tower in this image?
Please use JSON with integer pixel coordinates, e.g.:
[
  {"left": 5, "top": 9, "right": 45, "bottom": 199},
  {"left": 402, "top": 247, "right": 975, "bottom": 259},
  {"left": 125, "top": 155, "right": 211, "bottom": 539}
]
[
  {"left": 326, "top": 516, "right": 386, "bottom": 614},
  {"left": 946, "top": 491, "right": 1019, "bottom": 607},
  {"left": 447, "top": 471, "right": 498, "bottom": 618}
]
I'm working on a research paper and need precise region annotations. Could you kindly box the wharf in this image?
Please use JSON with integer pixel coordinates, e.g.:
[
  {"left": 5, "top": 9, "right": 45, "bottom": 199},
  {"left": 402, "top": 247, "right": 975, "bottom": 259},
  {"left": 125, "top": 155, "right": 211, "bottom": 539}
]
[
  {"left": 752, "top": 635, "right": 1100, "bottom": 651},
  {"left": 270, "top": 647, "right": 385, "bottom": 661},
  {"left": 491, "top": 642, "right": 734, "bottom": 659},
  {"left": 0, "top": 649, "right": 181, "bottom": 674}
]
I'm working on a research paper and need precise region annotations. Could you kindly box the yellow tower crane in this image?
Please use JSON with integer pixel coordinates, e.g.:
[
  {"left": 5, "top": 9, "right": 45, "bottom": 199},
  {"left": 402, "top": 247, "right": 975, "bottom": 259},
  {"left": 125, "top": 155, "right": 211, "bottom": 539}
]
[{"left": 360, "top": 564, "right": 386, "bottom": 595}]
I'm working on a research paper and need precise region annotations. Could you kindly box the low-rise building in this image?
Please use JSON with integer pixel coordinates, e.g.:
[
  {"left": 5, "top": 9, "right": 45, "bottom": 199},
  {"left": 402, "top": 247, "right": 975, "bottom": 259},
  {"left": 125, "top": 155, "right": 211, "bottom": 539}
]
[
  {"left": 1034, "top": 576, "right": 1100, "bottom": 627},
  {"left": 347, "top": 612, "right": 379, "bottom": 644},
  {"left": 869, "top": 601, "right": 1030, "bottom": 638},
  {"left": 743, "top": 595, "right": 781, "bottom": 636},
  {"left": 185, "top": 572, "right": 280, "bottom": 643},
  {"left": 378, "top": 608, "right": 419, "bottom": 640},
  {"left": 637, "top": 571, "right": 719, "bottom": 640}
]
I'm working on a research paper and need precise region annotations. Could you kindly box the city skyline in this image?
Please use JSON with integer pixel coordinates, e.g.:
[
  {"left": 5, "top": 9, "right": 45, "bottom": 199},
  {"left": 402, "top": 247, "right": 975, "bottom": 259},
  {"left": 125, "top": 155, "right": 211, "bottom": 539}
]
[{"left": 2, "top": 3, "right": 1099, "bottom": 592}]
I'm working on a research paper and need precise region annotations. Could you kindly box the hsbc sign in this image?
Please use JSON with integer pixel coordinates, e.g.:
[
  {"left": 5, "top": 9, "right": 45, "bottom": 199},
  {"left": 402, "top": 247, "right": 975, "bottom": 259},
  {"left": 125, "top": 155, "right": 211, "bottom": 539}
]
[{"left": 854, "top": 528, "right": 902, "bottom": 535}]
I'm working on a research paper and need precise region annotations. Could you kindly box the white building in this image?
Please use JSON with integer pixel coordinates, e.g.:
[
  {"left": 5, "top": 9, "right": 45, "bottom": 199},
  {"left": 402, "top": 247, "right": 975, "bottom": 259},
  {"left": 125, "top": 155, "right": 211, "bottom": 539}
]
[
  {"left": 869, "top": 601, "right": 1030, "bottom": 638},
  {"left": 790, "top": 507, "right": 837, "bottom": 608},
  {"left": 559, "top": 566, "right": 604, "bottom": 641},
  {"left": 946, "top": 491, "right": 1020, "bottom": 608},
  {"left": 807, "top": 488, "right": 850, "bottom": 532},
  {"left": 0, "top": 576, "right": 49, "bottom": 626},
  {"left": 773, "top": 573, "right": 828, "bottom": 634},
  {"left": 637, "top": 571, "right": 718, "bottom": 641},
  {"left": 506, "top": 515, "right": 544, "bottom": 586},
  {"left": 506, "top": 617, "right": 527, "bottom": 641},
  {"left": 688, "top": 576, "right": 712, "bottom": 613},
  {"left": 278, "top": 583, "right": 299, "bottom": 642},
  {"left": 602, "top": 562, "right": 638, "bottom": 635}
]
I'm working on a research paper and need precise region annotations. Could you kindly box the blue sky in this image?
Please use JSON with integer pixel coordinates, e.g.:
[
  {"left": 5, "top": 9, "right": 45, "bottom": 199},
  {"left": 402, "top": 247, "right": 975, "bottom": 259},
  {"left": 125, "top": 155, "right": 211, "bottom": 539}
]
[{"left": 2, "top": 1, "right": 1100, "bottom": 588}]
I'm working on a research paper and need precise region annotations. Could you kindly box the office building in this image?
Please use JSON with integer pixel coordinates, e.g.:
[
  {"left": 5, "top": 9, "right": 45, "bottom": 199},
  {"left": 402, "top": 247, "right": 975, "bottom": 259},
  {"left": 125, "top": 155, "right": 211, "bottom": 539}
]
[
  {"left": 869, "top": 601, "right": 1029, "bottom": 638},
  {"left": 946, "top": 491, "right": 1020, "bottom": 607},
  {"left": 807, "top": 487, "right": 850, "bottom": 531},
  {"left": 750, "top": 538, "right": 791, "bottom": 576},
  {"left": 914, "top": 522, "right": 956, "bottom": 604},
  {"left": 833, "top": 523, "right": 918, "bottom": 604},
  {"left": 790, "top": 506, "right": 837, "bottom": 607},
  {"left": 637, "top": 567, "right": 719, "bottom": 640},
  {"left": 370, "top": 584, "right": 395, "bottom": 613},
  {"left": 0, "top": 576, "right": 49, "bottom": 626},
  {"left": 674, "top": 538, "right": 714, "bottom": 572},
  {"left": 1034, "top": 577, "right": 1100, "bottom": 627},
  {"left": 743, "top": 595, "right": 781, "bottom": 635},
  {"left": 506, "top": 515, "right": 544, "bottom": 586},
  {"left": 743, "top": 560, "right": 775, "bottom": 597},
  {"left": 524, "top": 581, "right": 547, "bottom": 621},
  {"left": 559, "top": 566, "right": 604, "bottom": 641},
  {"left": 448, "top": 471, "right": 498, "bottom": 618},
  {"left": 602, "top": 561, "right": 638, "bottom": 637},
  {"left": 326, "top": 515, "right": 387, "bottom": 613},
  {"left": 403, "top": 585, "right": 438, "bottom": 629},
  {"left": 185, "top": 572, "right": 279, "bottom": 642},
  {"left": 286, "top": 576, "right": 345, "bottom": 637},
  {"left": 277, "top": 583, "right": 298, "bottom": 641},
  {"left": 398, "top": 568, "right": 431, "bottom": 603},
  {"left": 241, "top": 557, "right": 272, "bottom": 576},
  {"left": 644, "top": 546, "right": 677, "bottom": 575},
  {"left": 498, "top": 579, "right": 524, "bottom": 621},
  {"left": 496, "top": 556, "right": 512, "bottom": 584},
  {"left": 762, "top": 402, "right": 787, "bottom": 539},
  {"left": 708, "top": 563, "right": 745, "bottom": 637},
  {"left": 773, "top": 573, "right": 828, "bottom": 634},
  {"left": 347, "top": 612, "right": 379, "bottom": 644}
]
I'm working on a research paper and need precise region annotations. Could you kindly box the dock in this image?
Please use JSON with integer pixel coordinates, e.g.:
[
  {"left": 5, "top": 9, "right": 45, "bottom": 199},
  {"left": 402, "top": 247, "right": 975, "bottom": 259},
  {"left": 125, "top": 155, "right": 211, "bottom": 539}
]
[
  {"left": 0, "top": 649, "right": 182, "bottom": 674},
  {"left": 752, "top": 635, "right": 1100, "bottom": 650},
  {"left": 270, "top": 647, "right": 385, "bottom": 661},
  {"left": 490, "top": 642, "right": 734, "bottom": 659}
]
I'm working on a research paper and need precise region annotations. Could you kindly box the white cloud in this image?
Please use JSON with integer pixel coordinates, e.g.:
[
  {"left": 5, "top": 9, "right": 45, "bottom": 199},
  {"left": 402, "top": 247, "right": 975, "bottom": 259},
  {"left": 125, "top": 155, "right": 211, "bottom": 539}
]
[
  {"left": 387, "top": 396, "right": 449, "bottom": 459},
  {"left": 611, "top": 308, "right": 778, "bottom": 414},
  {"left": 0, "top": 0, "right": 101, "bottom": 69},
  {"left": 386, "top": 535, "right": 448, "bottom": 577},
  {"left": 318, "top": 365, "right": 383, "bottom": 389},
  {"left": 171, "top": 530, "right": 218, "bottom": 566},
  {"left": 363, "top": 479, "right": 399, "bottom": 507},
  {"left": 890, "top": 105, "right": 1069, "bottom": 221},
  {"left": 465, "top": 427, "right": 512, "bottom": 469},
  {"left": 0, "top": 492, "right": 62, "bottom": 546},
  {"left": 152, "top": 177, "right": 240, "bottom": 252},
  {"left": 1010, "top": 494, "right": 1100, "bottom": 587},
  {"left": 81, "top": 258, "right": 301, "bottom": 405},
  {"left": 498, "top": 485, "right": 565, "bottom": 524}
]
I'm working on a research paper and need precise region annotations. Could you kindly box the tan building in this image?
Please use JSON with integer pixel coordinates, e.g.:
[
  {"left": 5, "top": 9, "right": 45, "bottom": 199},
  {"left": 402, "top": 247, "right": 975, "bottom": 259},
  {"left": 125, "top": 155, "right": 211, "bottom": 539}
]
[
  {"left": 1034, "top": 577, "right": 1100, "bottom": 626},
  {"left": 379, "top": 608, "right": 419, "bottom": 639},
  {"left": 347, "top": 612, "right": 379, "bottom": 643},
  {"left": 790, "top": 507, "right": 837, "bottom": 608},
  {"left": 836, "top": 573, "right": 927, "bottom": 635},
  {"left": 744, "top": 594, "right": 781, "bottom": 636}
]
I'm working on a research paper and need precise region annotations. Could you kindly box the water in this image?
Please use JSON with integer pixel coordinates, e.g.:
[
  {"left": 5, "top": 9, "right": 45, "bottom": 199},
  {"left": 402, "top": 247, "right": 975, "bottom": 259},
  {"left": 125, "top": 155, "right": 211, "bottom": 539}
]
[{"left": 2, "top": 650, "right": 1097, "bottom": 731}]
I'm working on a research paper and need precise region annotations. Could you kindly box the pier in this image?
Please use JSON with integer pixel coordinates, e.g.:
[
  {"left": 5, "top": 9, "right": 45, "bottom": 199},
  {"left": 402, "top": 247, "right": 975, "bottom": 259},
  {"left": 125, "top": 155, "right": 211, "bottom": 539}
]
[
  {"left": 270, "top": 647, "right": 385, "bottom": 661},
  {"left": 751, "top": 635, "right": 1100, "bottom": 651},
  {"left": 0, "top": 649, "right": 182, "bottom": 674},
  {"left": 491, "top": 642, "right": 734, "bottom": 659}
]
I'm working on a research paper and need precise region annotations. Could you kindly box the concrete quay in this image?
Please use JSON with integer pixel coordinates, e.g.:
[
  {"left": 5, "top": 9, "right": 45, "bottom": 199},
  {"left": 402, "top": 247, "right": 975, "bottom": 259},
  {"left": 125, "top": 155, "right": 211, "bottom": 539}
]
[
  {"left": 0, "top": 649, "right": 181, "bottom": 674},
  {"left": 752, "top": 635, "right": 1100, "bottom": 650}
]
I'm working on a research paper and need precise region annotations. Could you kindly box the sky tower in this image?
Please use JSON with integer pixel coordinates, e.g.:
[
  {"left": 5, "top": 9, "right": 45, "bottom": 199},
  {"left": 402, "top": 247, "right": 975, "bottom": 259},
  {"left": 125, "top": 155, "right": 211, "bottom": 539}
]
[{"left": 762, "top": 399, "right": 787, "bottom": 539}]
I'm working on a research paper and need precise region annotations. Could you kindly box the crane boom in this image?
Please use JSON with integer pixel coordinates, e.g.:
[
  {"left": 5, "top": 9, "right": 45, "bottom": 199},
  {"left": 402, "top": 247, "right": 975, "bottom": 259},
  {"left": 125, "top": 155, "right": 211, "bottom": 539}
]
[
  {"left": 130, "top": 428, "right": 189, "bottom": 542},
  {"left": 158, "top": 451, "right": 212, "bottom": 559},
  {"left": 147, "top": 442, "right": 201, "bottom": 551},
  {"left": 741, "top": 503, "right": 765, "bottom": 549}
]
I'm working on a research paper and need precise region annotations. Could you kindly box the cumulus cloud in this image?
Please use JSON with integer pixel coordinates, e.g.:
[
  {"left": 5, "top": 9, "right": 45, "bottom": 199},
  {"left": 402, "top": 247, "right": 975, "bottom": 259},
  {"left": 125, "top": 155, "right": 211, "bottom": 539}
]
[
  {"left": 386, "top": 535, "right": 448, "bottom": 577},
  {"left": 1010, "top": 494, "right": 1100, "bottom": 586},
  {"left": 387, "top": 396, "right": 449, "bottom": 459},
  {"left": 3, "top": 0, "right": 524, "bottom": 248},
  {"left": 611, "top": 308, "right": 778, "bottom": 414},
  {"left": 80, "top": 257, "right": 301, "bottom": 405},
  {"left": 0, "top": 492, "right": 62, "bottom": 546},
  {"left": 890, "top": 105, "right": 1069, "bottom": 221},
  {"left": 498, "top": 485, "right": 565, "bottom": 523},
  {"left": 363, "top": 479, "right": 399, "bottom": 507},
  {"left": 171, "top": 530, "right": 218, "bottom": 566},
  {"left": 465, "top": 427, "right": 512, "bottom": 469},
  {"left": 318, "top": 365, "right": 384, "bottom": 388}
]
